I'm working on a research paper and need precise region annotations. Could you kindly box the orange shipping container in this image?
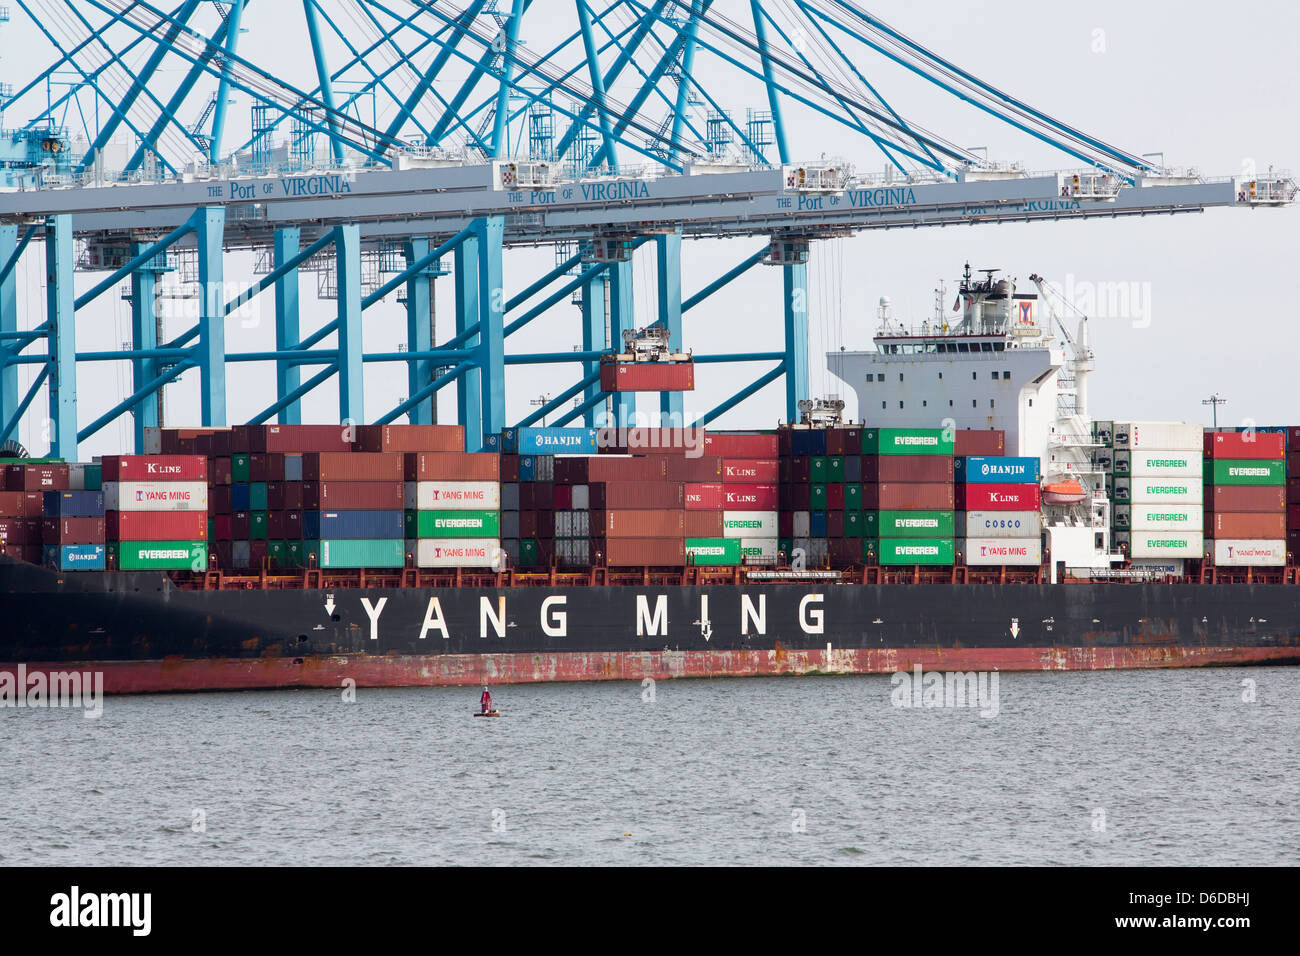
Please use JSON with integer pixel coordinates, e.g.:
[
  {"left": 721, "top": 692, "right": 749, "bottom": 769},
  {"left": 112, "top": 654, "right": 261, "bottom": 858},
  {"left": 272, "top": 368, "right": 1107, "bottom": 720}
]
[
  {"left": 354, "top": 424, "right": 465, "bottom": 453},
  {"left": 596, "top": 537, "right": 686, "bottom": 566},
  {"left": 301, "top": 452, "right": 404, "bottom": 481},
  {"left": 403, "top": 452, "right": 500, "bottom": 482},
  {"left": 590, "top": 509, "right": 685, "bottom": 537}
]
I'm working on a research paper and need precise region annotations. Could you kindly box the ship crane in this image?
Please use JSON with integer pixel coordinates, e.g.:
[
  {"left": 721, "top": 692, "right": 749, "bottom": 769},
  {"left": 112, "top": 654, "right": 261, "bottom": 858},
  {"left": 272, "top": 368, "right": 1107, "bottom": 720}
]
[{"left": 1029, "top": 273, "right": 1095, "bottom": 420}]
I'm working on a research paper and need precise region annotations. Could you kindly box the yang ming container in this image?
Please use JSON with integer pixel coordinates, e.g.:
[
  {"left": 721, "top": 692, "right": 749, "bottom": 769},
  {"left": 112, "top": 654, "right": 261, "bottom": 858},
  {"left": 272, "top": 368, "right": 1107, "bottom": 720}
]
[
  {"left": 414, "top": 538, "right": 501, "bottom": 568},
  {"left": 1212, "top": 539, "right": 1286, "bottom": 567},
  {"left": 960, "top": 537, "right": 1042, "bottom": 566},
  {"left": 103, "top": 481, "right": 208, "bottom": 512},
  {"left": 403, "top": 481, "right": 501, "bottom": 511}
]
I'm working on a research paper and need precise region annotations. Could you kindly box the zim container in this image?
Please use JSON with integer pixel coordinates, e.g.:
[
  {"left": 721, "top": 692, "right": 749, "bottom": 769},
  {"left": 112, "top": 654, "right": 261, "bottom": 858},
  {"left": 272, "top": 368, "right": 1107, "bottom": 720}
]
[
  {"left": 117, "top": 540, "right": 207, "bottom": 570},
  {"left": 722, "top": 511, "right": 778, "bottom": 538},
  {"left": 878, "top": 510, "right": 955, "bottom": 538},
  {"left": 685, "top": 537, "right": 742, "bottom": 565},
  {"left": 862, "top": 428, "right": 954, "bottom": 457},
  {"left": 3, "top": 464, "right": 70, "bottom": 491},
  {"left": 878, "top": 538, "right": 955, "bottom": 566},
  {"left": 1211, "top": 459, "right": 1285, "bottom": 486},
  {"left": 406, "top": 509, "right": 501, "bottom": 539}
]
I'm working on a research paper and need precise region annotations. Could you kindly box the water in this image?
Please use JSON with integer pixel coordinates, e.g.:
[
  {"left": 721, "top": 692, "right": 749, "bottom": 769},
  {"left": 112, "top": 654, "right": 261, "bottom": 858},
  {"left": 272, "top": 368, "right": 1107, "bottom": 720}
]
[{"left": 3, "top": 668, "right": 1298, "bottom": 866}]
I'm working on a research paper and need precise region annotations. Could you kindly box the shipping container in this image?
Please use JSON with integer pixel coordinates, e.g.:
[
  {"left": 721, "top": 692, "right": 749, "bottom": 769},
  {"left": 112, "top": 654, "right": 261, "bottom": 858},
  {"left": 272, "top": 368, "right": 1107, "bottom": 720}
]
[
  {"left": 879, "top": 455, "right": 955, "bottom": 483},
  {"left": 41, "top": 517, "right": 105, "bottom": 544},
  {"left": 0, "top": 517, "right": 40, "bottom": 545},
  {"left": 43, "top": 543, "right": 106, "bottom": 571},
  {"left": 862, "top": 428, "right": 954, "bottom": 456},
  {"left": 500, "top": 511, "right": 520, "bottom": 540},
  {"left": 878, "top": 510, "right": 955, "bottom": 538},
  {"left": 117, "top": 540, "right": 207, "bottom": 570},
  {"left": 413, "top": 538, "right": 502, "bottom": 568},
  {"left": 659, "top": 455, "right": 723, "bottom": 482},
  {"left": 553, "top": 455, "right": 666, "bottom": 484},
  {"left": 406, "top": 509, "right": 500, "bottom": 539},
  {"left": 103, "top": 481, "right": 208, "bottom": 512},
  {"left": 788, "top": 428, "right": 828, "bottom": 456},
  {"left": 879, "top": 538, "right": 955, "bottom": 565},
  {"left": 1208, "top": 512, "right": 1286, "bottom": 538},
  {"left": 303, "top": 538, "right": 404, "bottom": 569},
  {"left": 953, "top": 429, "right": 1006, "bottom": 457},
  {"left": 1114, "top": 421, "right": 1202, "bottom": 451},
  {"left": 960, "top": 537, "right": 1042, "bottom": 566},
  {"left": 1204, "top": 431, "right": 1286, "bottom": 460},
  {"left": 1128, "top": 531, "right": 1204, "bottom": 559},
  {"left": 107, "top": 510, "right": 209, "bottom": 541},
  {"left": 1290, "top": 452, "right": 1300, "bottom": 479},
  {"left": 42, "top": 490, "right": 105, "bottom": 517},
  {"left": 597, "top": 537, "right": 686, "bottom": 566},
  {"left": 253, "top": 424, "right": 353, "bottom": 454},
  {"left": 1212, "top": 538, "right": 1286, "bottom": 567},
  {"left": 590, "top": 509, "right": 685, "bottom": 537},
  {"left": 0, "top": 491, "right": 45, "bottom": 516},
  {"left": 1114, "top": 477, "right": 1200, "bottom": 505},
  {"left": 304, "top": 510, "right": 404, "bottom": 540},
  {"left": 1206, "top": 485, "right": 1285, "bottom": 512},
  {"left": 600, "top": 361, "right": 695, "bottom": 392},
  {"left": 955, "top": 456, "right": 1041, "bottom": 484},
  {"left": 1113, "top": 450, "right": 1202, "bottom": 479},
  {"left": 685, "top": 537, "right": 741, "bottom": 565},
  {"left": 100, "top": 455, "right": 207, "bottom": 482},
  {"left": 588, "top": 481, "right": 685, "bottom": 510},
  {"left": 501, "top": 426, "right": 599, "bottom": 455},
  {"left": 354, "top": 424, "right": 465, "bottom": 453},
  {"left": 722, "top": 511, "right": 778, "bottom": 538},
  {"left": 1120, "top": 504, "right": 1203, "bottom": 533},
  {"left": 738, "top": 537, "right": 779, "bottom": 561},
  {"left": 825, "top": 428, "right": 862, "bottom": 456},
  {"left": 301, "top": 480, "right": 405, "bottom": 511},
  {"left": 878, "top": 482, "right": 956, "bottom": 511},
  {"left": 3, "top": 464, "right": 70, "bottom": 491},
  {"left": 722, "top": 483, "right": 778, "bottom": 511},
  {"left": 403, "top": 480, "right": 501, "bottom": 511},
  {"left": 721, "top": 459, "right": 779, "bottom": 483},
  {"left": 404, "top": 452, "right": 501, "bottom": 482},
  {"left": 964, "top": 510, "right": 1040, "bottom": 538},
  {"left": 704, "top": 432, "right": 779, "bottom": 458},
  {"left": 302, "top": 452, "right": 403, "bottom": 482},
  {"left": 1211, "top": 459, "right": 1285, "bottom": 487},
  {"left": 684, "top": 510, "right": 724, "bottom": 538}
]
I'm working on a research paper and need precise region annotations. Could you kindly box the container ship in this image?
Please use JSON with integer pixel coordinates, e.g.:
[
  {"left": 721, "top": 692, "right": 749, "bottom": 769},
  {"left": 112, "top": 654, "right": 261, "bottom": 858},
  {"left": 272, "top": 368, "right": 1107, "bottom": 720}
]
[{"left": 3, "top": 264, "right": 1299, "bottom": 694}]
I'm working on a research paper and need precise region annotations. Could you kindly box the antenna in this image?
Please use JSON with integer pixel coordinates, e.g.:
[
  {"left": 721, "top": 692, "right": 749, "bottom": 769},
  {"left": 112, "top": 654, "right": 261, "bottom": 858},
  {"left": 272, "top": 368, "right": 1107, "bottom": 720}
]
[{"left": 1201, "top": 393, "right": 1226, "bottom": 429}]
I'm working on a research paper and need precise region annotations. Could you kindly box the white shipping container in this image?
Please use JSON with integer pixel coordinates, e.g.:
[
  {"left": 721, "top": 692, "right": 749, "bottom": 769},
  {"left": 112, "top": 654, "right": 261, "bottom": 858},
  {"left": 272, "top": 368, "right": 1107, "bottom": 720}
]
[
  {"left": 1129, "top": 531, "right": 1203, "bottom": 559},
  {"left": 1212, "top": 539, "right": 1287, "bottom": 567},
  {"left": 723, "top": 510, "right": 778, "bottom": 538},
  {"left": 961, "top": 537, "right": 1041, "bottom": 565},
  {"left": 404, "top": 480, "right": 501, "bottom": 511},
  {"left": 103, "top": 481, "right": 208, "bottom": 512},
  {"left": 571, "top": 485, "right": 590, "bottom": 510},
  {"left": 142, "top": 427, "right": 162, "bottom": 455},
  {"left": 1121, "top": 476, "right": 1202, "bottom": 505},
  {"left": 67, "top": 463, "right": 86, "bottom": 491},
  {"left": 1115, "top": 421, "right": 1203, "bottom": 451},
  {"left": 792, "top": 512, "right": 811, "bottom": 539},
  {"left": 1127, "top": 504, "right": 1203, "bottom": 532},
  {"left": 965, "top": 510, "right": 1039, "bottom": 538},
  {"left": 415, "top": 538, "right": 502, "bottom": 568},
  {"left": 738, "top": 537, "right": 778, "bottom": 559},
  {"left": 1122, "top": 449, "right": 1203, "bottom": 478}
]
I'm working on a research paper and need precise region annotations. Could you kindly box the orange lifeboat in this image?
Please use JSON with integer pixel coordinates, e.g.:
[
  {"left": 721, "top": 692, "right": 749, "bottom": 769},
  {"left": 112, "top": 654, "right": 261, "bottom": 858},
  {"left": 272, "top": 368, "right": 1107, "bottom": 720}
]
[{"left": 1042, "top": 477, "right": 1087, "bottom": 505}]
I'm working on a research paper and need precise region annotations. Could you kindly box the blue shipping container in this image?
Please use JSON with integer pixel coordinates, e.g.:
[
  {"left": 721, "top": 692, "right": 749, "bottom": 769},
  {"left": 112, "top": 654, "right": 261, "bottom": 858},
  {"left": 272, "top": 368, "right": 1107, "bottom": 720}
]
[
  {"left": 232, "top": 483, "right": 251, "bottom": 511},
  {"left": 44, "top": 543, "right": 106, "bottom": 571},
  {"left": 810, "top": 510, "right": 828, "bottom": 538},
  {"left": 791, "top": 430, "right": 828, "bottom": 456},
  {"left": 284, "top": 455, "right": 304, "bottom": 482},
  {"left": 844, "top": 455, "right": 862, "bottom": 483},
  {"left": 42, "top": 490, "right": 105, "bottom": 517},
  {"left": 956, "top": 456, "right": 1041, "bottom": 484},
  {"left": 502, "top": 427, "right": 598, "bottom": 455},
  {"left": 303, "top": 509, "right": 403, "bottom": 540}
]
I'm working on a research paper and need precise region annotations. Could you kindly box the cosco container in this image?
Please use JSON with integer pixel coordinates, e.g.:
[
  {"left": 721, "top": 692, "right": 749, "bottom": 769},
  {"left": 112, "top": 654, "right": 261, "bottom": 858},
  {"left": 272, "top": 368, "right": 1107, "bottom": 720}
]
[
  {"left": 303, "top": 539, "right": 404, "bottom": 569},
  {"left": 964, "top": 510, "right": 1039, "bottom": 537},
  {"left": 100, "top": 455, "right": 207, "bottom": 482},
  {"left": 878, "top": 538, "right": 955, "bottom": 565},
  {"left": 413, "top": 538, "right": 502, "bottom": 568},
  {"left": 1114, "top": 421, "right": 1202, "bottom": 451},
  {"left": 501, "top": 426, "right": 599, "bottom": 455},
  {"left": 1122, "top": 504, "right": 1203, "bottom": 533},
  {"left": 117, "top": 540, "right": 207, "bottom": 570},
  {"left": 722, "top": 511, "right": 778, "bottom": 538},
  {"left": 955, "top": 456, "right": 1041, "bottom": 484},
  {"left": 406, "top": 509, "right": 500, "bottom": 539},
  {"left": 878, "top": 510, "right": 955, "bottom": 538},
  {"left": 403, "top": 480, "right": 501, "bottom": 511},
  {"left": 43, "top": 543, "right": 106, "bottom": 571},
  {"left": 3, "top": 464, "right": 70, "bottom": 491},
  {"left": 1204, "top": 431, "right": 1286, "bottom": 460},
  {"left": 862, "top": 428, "right": 954, "bottom": 456},
  {"left": 1129, "top": 531, "right": 1203, "bottom": 559},
  {"left": 1211, "top": 459, "right": 1285, "bottom": 486},
  {"left": 685, "top": 537, "right": 742, "bottom": 565},
  {"left": 960, "top": 537, "right": 1042, "bottom": 566},
  {"left": 1211, "top": 539, "right": 1286, "bottom": 567},
  {"left": 304, "top": 510, "right": 404, "bottom": 540},
  {"left": 103, "top": 481, "right": 208, "bottom": 512}
]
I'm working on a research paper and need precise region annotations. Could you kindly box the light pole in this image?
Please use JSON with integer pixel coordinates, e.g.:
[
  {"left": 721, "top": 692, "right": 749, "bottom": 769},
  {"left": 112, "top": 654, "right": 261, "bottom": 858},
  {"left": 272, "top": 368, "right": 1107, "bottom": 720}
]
[
  {"left": 530, "top": 394, "right": 551, "bottom": 426},
  {"left": 1202, "top": 393, "right": 1226, "bottom": 429}
]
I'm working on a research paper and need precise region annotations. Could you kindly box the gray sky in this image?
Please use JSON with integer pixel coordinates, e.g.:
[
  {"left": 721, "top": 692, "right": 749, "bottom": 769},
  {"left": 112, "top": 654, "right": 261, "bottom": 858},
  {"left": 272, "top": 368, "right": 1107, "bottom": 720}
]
[{"left": 3, "top": 0, "right": 1298, "bottom": 458}]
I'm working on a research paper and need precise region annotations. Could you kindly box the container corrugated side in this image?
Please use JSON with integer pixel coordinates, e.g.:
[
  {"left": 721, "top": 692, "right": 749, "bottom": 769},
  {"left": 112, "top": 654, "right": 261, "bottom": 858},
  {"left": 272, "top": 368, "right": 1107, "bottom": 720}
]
[
  {"left": 304, "top": 480, "right": 404, "bottom": 511},
  {"left": 722, "top": 511, "right": 777, "bottom": 538},
  {"left": 403, "top": 480, "right": 501, "bottom": 511},
  {"left": 103, "top": 481, "right": 208, "bottom": 512},
  {"left": 703, "top": 433, "right": 779, "bottom": 458},
  {"left": 591, "top": 509, "right": 685, "bottom": 537},
  {"left": 107, "top": 510, "right": 208, "bottom": 541},
  {"left": 302, "top": 452, "right": 404, "bottom": 482},
  {"left": 955, "top": 456, "right": 1040, "bottom": 484},
  {"left": 404, "top": 452, "right": 500, "bottom": 482},
  {"left": 354, "top": 425, "right": 465, "bottom": 453},
  {"left": 597, "top": 537, "right": 686, "bottom": 566},
  {"left": 588, "top": 481, "right": 685, "bottom": 510},
  {"left": 1209, "top": 512, "right": 1286, "bottom": 538},
  {"left": 1212, "top": 539, "right": 1286, "bottom": 567},
  {"left": 721, "top": 484, "right": 778, "bottom": 510},
  {"left": 879, "top": 456, "right": 955, "bottom": 483},
  {"left": 738, "top": 537, "right": 779, "bottom": 560},
  {"left": 1129, "top": 531, "right": 1203, "bottom": 559},
  {"left": 878, "top": 538, "right": 955, "bottom": 565},
  {"left": 1206, "top": 486, "right": 1285, "bottom": 512},
  {"left": 306, "top": 539, "right": 404, "bottom": 569},
  {"left": 414, "top": 538, "right": 502, "bottom": 568},
  {"left": 878, "top": 482, "right": 956, "bottom": 511},
  {"left": 1115, "top": 450, "right": 1202, "bottom": 478},
  {"left": 117, "top": 540, "right": 207, "bottom": 570},
  {"left": 502, "top": 427, "right": 598, "bottom": 455},
  {"left": 1115, "top": 477, "right": 1201, "bottom": 505},
  {"left": 1205, "top": 431, "right": 1286, "bottom": 460},
  {"left": 960, "top": 537, "right": 1041, "bottom": 566},
  {"left": 684, "top": 511, "right": 724, "bottom": 537}
]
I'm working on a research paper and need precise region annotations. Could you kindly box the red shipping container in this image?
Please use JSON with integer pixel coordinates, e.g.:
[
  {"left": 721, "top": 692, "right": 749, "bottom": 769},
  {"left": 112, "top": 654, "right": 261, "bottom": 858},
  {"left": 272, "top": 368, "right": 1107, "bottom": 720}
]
[
  {"left": 265, "top": 482, "right": 285, "bottom": 511},
  {"left": 41, "top": 517, "right": 105, "bottom": 543},
  {"left": 829, "top": 539, "right": 861, "bottom": 566},
  {"left": 860, "top": 484, "right": 881, "bottom": 510},
  {"left": 826, "top": 483, "right": 845, "bottom": 511},
  {"left": 282, "top": 483, "right": 304, "bottom": 510},
  {"left": 404, "top": 452, "right": 500, "bottom": 481},
  {"left": 267, "top": 512, "right": 286, "bottom": 539},
  {"left": 0, "top": 491, "right": 45, "bottom": 516},
  {"left": 520, "top": 511, "right": 555, "bottom": 539},
  {"left": 722, "top": 483, "right": 778, "bottom": 510},
  {"left": 554, "top": 456, "right": 666, "bottom": 484},
  {"left": 354, "top": 424, "right": 465, "bottom": 453},
  {"left": 1288, "top": 427, "right": 1300, "bottom": 449},
  {"left": 954, "top": 430, "right": 1006, "bottom": 457},
  {"left": 778, "top": 512, "right": 794, "bottom": 538},
  {"left": 658, "top": 455, "right": 722, "bottom": 482},
  {"left": 961, "top": 483, "right": 1040, "bottom": 511},
  {"left": 1209, "top": 512, "right": 1286, "bottom": 538},
  {"left": 591, "top": 482, "right": 687, "bottom": 510},
  {"left": 878, "top": 482, "right": 955, "bottom": 511},
  {"left": 684, "top": 511, "right": 724, "bottom": 537},
  {"left": 1205, "top": 431, "right": 1286, "bottom": 459},
  {"left": 858, "top": 456, "right": 881, "bottom": 482},
  {"left": 249, "top": 453, "right": 285, "bottom": 482},
  {"left": 302, "top": 481, "right": 404, "bottom": 510},
  {"left": 826, "top": 511, "right": 846, "bottom": 538},
  {"left": 591, "top": 509, "right": 685, "bottom": 537},
  {"left": 879, "top": 455, "right": 954, "bottom": 483},
  {"left": 213, "top": 514, "right": 233, "bottom": 541},
  {"left": 722, "top": 459, "right": 779, "bottom": 483},
  {"left": 302, "top": 452, "right": 403, "bottom": 482},
  {"left": 684, "top": 483, "right": 723, "bottom": 511},
  {"left": 250, "top": 541, "right": 268, "bottom": 566},
  {"left": 4, "top": 464, "right": 70, "bottom": 491},
  {"left": 532, "top": 483, "right": 555, "bottom": 511},
  {"left": 210, "top": 457, "right": 233, "bottom": 486},
  {"left": 781, "top": 484, "right": 811, "bottom": 510},
  {"left": 597, "top": 537, "right": 686, "bottom": 566},
  {"left": 553, "top": 484, "right": 572, "bottom": 511},
  {"left": 1208, "top": 485, "right": 1285, "bottom": 512},
  {"left": 108, "top": 511, "right": 207, "bottom": 541},
  {"left": 500, "top": 455, "right": 521, "bottom": 483},
  {"left": 825, "top": 428, "right": 862, "bottom": 456},
  {"left": 284, "top": 511, "right": 303, "bottom": 538},
  {"left": 780, "top": 458, "right": 812, "bottom": 483},
  {"left": 231, "top": 512, "right": 251, "bottom": 539},
  {"left": 600, "top": 362, "right": 694, "bottom": 392},
  {"left": 101, "top": 455, "right": 208, "bottom": 482},
  {"left": 1289, "top": 453, "right": 1300, "bottom": 479},
  {"left": 704, "top": 433, "right": 779, "bottom": 458},
  {"left": 0, "top": 517, "right": 39, "bottom": 545},
  {"left": 599, "top": 427, "right": 705, "bottom": 455},
  {"left": 1289, "top": 504, "right": 1300, "bottom": 529},
  {"left": 247, "top": 425, "right": 354, "bottom": 453}
]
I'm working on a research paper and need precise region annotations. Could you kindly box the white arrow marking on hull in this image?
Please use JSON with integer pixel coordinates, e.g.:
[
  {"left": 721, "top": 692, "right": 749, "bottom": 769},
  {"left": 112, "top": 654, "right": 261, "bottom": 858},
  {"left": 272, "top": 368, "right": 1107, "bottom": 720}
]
[
  {"left": 1010, "top": 618, "right": 1020, "bottom": 639},
  {"left": 324, "top": 593, "right": 336, "bottom": 616}
]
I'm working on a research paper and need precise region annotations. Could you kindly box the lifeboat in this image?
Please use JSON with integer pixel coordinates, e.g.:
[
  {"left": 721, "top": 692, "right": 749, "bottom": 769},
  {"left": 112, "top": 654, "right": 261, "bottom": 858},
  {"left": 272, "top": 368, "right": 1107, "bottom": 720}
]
[{"left": 1042, "top": 477, "right": 1087, "bottom": 505}]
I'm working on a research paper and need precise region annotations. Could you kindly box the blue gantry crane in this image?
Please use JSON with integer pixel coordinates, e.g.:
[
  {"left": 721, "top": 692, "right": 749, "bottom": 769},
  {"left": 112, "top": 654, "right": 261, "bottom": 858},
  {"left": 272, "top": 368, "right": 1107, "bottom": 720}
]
[{"left": 0, "top": 0, "right": 1294, "bottom": 457}]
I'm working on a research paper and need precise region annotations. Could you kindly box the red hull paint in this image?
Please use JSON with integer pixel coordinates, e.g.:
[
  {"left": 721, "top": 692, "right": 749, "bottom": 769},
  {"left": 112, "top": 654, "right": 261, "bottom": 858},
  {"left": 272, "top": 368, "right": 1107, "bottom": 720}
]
[{"left": 4, "top": 645, "right": 1296, "bottom": 695}]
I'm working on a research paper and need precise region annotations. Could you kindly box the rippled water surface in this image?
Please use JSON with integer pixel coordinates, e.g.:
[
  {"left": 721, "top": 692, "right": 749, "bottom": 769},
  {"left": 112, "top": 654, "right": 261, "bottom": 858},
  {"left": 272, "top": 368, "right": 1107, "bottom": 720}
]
[{"left": 3, "top": 668, "right": 1298, "bottom": 865}]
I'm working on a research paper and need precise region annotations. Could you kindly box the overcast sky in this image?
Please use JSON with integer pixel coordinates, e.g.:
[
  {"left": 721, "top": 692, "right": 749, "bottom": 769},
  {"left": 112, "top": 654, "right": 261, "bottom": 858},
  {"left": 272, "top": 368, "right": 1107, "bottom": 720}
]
[{"left": 3, "top": 0, "right": 1298, "bottom": 457}]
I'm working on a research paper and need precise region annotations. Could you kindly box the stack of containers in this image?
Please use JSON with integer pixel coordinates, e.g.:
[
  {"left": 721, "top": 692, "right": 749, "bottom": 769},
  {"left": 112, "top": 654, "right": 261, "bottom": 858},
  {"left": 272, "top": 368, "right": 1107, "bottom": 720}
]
[
  {"left": 302, "top": 451, "right": 404, "bottom": 569},
  {"left": 778, "top": 427, "right": 831, "bottom": 565},
  {"left": 42, "top": 489, "right": 106, "bottom": 570},
  {"left": 497, "top": 427, "right": 594, "bottom": 568},
  {"left": 404, "top": 448, "right": 501, "bottom": 569},
  {"left": 867, "top": 428, "right": 956, "bottom": 567},
  {"left": 1290, "top": 427, "right": 1300, "bottom": 560},
  {"left": 248, "top": 425, "right": 351, "bottom": 570},
  {"left": 1204, "top": 430, "right": 1286, "bottom": 568},
  {"left": 102, "top": 455, "right": 208, "bottom": 570},
  {"left": 555, "top": 452, "right": 683, "bottom": 566},
  {"left": 1110, "top": 422, "right": 1204, "bottom": 563},
  {"left": 954, "top": 455, "right": 1042, "bottom": 566},
  {"left": 0, "top": 484, "right": 45, "bottom": 565}
]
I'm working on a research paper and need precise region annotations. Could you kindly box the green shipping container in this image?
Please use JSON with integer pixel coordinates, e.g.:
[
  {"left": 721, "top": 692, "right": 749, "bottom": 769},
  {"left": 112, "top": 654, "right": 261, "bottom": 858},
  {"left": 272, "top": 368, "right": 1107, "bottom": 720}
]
[
  {"left": 878, "top": 510, "right": 955, "bottom": 538},
  {"left": 844, "top": 510, "right": 866, "bottom": 538},
  {"left": 409, "top": 509, "right": 500, "bottom": 538},
  {"left": 778, "top": 537, "right": 793, "bottom": 558},
  {"left": 303, "top": 539, "right": 404, "bottom": 569},
  {"left": 1211, "top": 459, "right": 1285, "bottom": 486},
  {"left": 862, "top": 427, "right": 954, "bottom": 457},
  {"left": 250, "top": 482, "right": 269, "bottom": 511},
  {"left": 879, "top": 538, "right": 955, "bottom": 565},
  {"left": 862, "top": 538, "right": 879, "bottom": 561},
  {"left": 810, "top": 457, "right": 828, "bottom": 482},
  {"left": 118, "top": 540, "right": 207, "bottom": 570},
  {"left": 826, "top": 456, "right": 846, "bottom": 482},
  {"left": 520, "top": 538, "right": 541, "bottom": 567},
  {"left": 232, "top": 454, "right": 251, "bottom": 483},
  {"left": 285, "top": 540, "right": 306, "bottom": 567},
  {"left": 810, "top": 483, "right": 828, "bottom": 509},
  {"left": 84, "top": 464, "right": 103, "bottom": 490},
  {"left": 845, "top": 483, "right": 862, "bottom": 510},
  {"left": 686, "top": 537, "right": 742, "bottom": 565},
  {"left": 267, "top": 540, "right": 287, "bottom": 566},
  {"left": 250, "top": 511, "right": 269, "bottom": 540}
]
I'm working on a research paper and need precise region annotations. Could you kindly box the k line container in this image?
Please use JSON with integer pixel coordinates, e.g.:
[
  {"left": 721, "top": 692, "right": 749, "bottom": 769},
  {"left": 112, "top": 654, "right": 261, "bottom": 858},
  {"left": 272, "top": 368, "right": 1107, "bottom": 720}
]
[
  {"left": 879, "top": 538, "right": 955, "bottom": 565},
  {"left": 1211, "top": 459, "right": 1285, "bottom": 486},
  {"left": 961, "top": 537, "right": 1042, "bottom": 566},
  {"left": 100, "top": 455, "right": 207, "bottom": 482},
  {"left": 1123, "top": 504, "right": 1203, "bottom": 533},
  {"left": 722, "top": 484, "right": 778, "bottom": 510},
  {"left": 404, "top": 452, "right": 500, "bottom": 482},
  {"left": 862, "top": 428, "right": 954, "bottom": 456},
  {"left": 103, "top": 481, "right": 208, "bottom": 512},
  {"left": 959, "top": 483, "right": 1038, "bottom": 511},
  {"left": 1208, "top": 512, "right": 1286, "bottom": 538},
  {"left": 722, "top": 511, "right": 778, "bottom": 538},
  {"left": 407, "top": 510, "right": 501, "bottom": 539},
  {"left": 684, "top": 483, "right": 724, "bottom": 510},
  {"left": 117, "top": 540, "right": 207, "bottom": 570},
  {"left": 305, "top": 539, "right": 404, "bottom": 569},
  {"left": 685, "top": 537, "right": 742, "bottom": 565},
  {"left": 1129, "top": 531, "right": 1204, "bottom": 559},
  {"left": 1212, "top": 539, "right": 1286, "bottom": 566},
  {"left": 955, "top": 456, "right": 1041, "bottom": 484},
  {"left": 878, "top": 510, "right": 955, "bottom": 538},
  {"left": 1206, "top": 485, "right": 1285, "bottom": 512},
  {"left": 1204, "top": 431, "right": 1286, "bottom": 460},
  {"left": 414, "top": 538, "right": 502, "bottom": 568},
  {"left": 964, "top": 510, "right": 1039, "bottom": 537},
  {"left": 403, "top": 481, "right": 501, "bottom": 511},
  {"left": 722, "top": 459, "right": 779, "bottom": 483}
]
